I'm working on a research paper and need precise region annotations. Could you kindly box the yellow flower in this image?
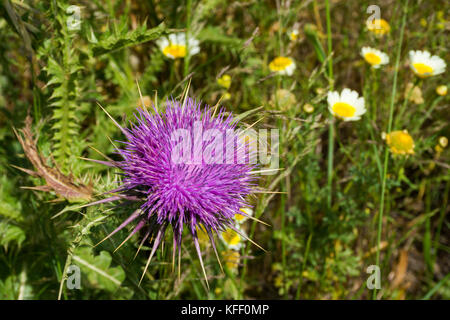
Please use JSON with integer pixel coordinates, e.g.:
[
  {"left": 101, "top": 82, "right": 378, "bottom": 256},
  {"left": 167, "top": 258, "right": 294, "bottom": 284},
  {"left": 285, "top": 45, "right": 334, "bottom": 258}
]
[
  {"left": 220, "top": 227, "right": 244, "bottom": 250},
  {"left": 366, "top": 18, "right": 390, "bottom": 36},
  {"left": 436, "top": 85, "right": 448, "bottom": 96},
  {"left": 222, "top": 92, "right": 231, "bottom": 101},
  {"left": 217, "top": 74, "right": 231, "bottom": 89},
  {"left": 384, "top": 130, "right": 415, "bottom": 155},
  {"left": 361, "top": 47, "right": 389, "bottom": 68},
  {"left": 269, "top": 56, "right": 296, "bottom": 76},
  {"left": 222, "top": 250, "right": 240, "bottom": 270},
  {"left": 420, "top": 18, "right": 427, "bottom": 27},
  {"left": 409, "top": 50, "right": 446, "bottom": 78},
  {"left": 235, "top": 207, "right": 253, "bottom": 224},
  {"left": 196, "top": 225, "right": 210, "bottom": 244},
  {"left": 438, "top": 136, "right": 448, "bottom": 148},
  {"left": 404, "top": 83, "right": 424, "bottom": 104},
  {"left": 238, "top": 130, "right": 258, "bottom": 152},
  {"left": 137, "top": 95, "right": 152, "bottom": 108},
  {"left": 271, "top": 89, "right": 297, "bottom": 111},
  {"left": 303, "top": 103, "right": 314, "bottom": 113}
]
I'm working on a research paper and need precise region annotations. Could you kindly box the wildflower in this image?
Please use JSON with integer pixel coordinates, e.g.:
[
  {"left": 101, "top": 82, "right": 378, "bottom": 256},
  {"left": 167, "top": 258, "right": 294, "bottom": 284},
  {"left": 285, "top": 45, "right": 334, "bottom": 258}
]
[
  {"left": 438, "top": 136, "right": 448, "bottom": 148},
  {"left": 315, "top": 87, "right": 326, "bottom": 95},
  {"left": 197, "top": 225, "right": 210, "bottom": 244},
  {"left": 156, "top": 33, "right": 200, "bottom": 59},
  {"left": 327, "top": 88, "right": 366, "bottom": 121},
  {"left": 420, "top": 18, "right": 427, "bottom": 27},
  {"left": 222, "top": 92, "right": 231, "bottom": 101},
  {"left": 404, "top": 83, "right": 424, "bottom": 104},
  {"left": 288, "top": 28, "right": 299, "bottom": 41},
  {"left": 409, "top": 50, "right": 446, "bottom": 78},
  {"left": 436, "top": 85, "right": 448, "bottom": 96},
  {"left": 269, "top": 56, "right": 296, "bottom": 76},
  {"left": 361, "top": 47, "right": 389, "bottom": 68},
  {"left": 137, "top": 95, "right": 152, "bottom": 108},
  {"left": 366, "top": 18, "right": 390, "bottom": 36},
  {"left": 384, "top": 130, "right": 415, "bottom": 155},
  {"left": 222, "top": 250, "right": 240, "bottom": 270},
  {"left": 271, "top": 89, "right": 297, "bottom": 111},
  {"left": 220, "top": 227, "right": 245, "bottom": 250},
  {"left": 303, "top": 103, "right": 314, "bottom": 113},
  {"left": 93, "top": 97, "right": 259, "bottom": 284},
  {"left": 217, "top": 74, "right": 231, "bottom": 89},
  {"left": 235, "top": 207, "right": 253, "bottom": 224}
]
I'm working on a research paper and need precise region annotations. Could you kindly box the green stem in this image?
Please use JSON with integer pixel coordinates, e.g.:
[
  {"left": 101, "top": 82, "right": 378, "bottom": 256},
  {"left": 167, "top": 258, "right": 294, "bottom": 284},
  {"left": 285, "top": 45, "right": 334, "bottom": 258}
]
[
  {"left": 184, "top": 0, "right": 192, "bottom": 77},
  {"left": 295, "top": 232, "right": 312, "bottom": 299},
  {"left": 373, "top": 0, "right": 409, "bottom": 300},
  {"left": 325, "top": 0, "right": 334, "bottom": 211}
]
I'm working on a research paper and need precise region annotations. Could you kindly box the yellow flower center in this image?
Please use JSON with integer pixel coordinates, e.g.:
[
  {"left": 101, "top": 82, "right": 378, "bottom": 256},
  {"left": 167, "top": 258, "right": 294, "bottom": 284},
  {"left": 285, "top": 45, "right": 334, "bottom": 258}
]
[
  {"left": 364, "top": 52, "right": 381, "bottom": 65},
  {"left": 163, "top": 44, "right": 187, "bottom": 58},
  {"left": 413, "top": 63, "right": 433, "bottom": 77},
  {"left": 222, "top": 228, "right": 241, "bottom": 246},
  {"left": 332, "top": 102, "right": 356, "bottom": 118},
  {"left": 269, "top": 57, "right": 293, "bottom": 71},
  {"left": 234, "top": 213, "right": 245, "bottom": 222},
  {"left": 413, "top": 62, "right": 433, "bottom": 77},
  {"left": 386, "top": 131, "right": 415, "bottom": 155}
]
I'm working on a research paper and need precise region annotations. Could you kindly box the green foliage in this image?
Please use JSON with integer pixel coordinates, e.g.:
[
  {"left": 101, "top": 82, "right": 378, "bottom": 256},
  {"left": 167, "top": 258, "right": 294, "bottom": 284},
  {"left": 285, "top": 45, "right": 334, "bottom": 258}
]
[
  {"left": 91, "top": 22, "right": 166, "bottom": 56},
  {"left": 73, "top": 247, "right": 125, "bottom": 292},
  {"left": 0, "top": 0, "right": 448, "bottom": 301}
]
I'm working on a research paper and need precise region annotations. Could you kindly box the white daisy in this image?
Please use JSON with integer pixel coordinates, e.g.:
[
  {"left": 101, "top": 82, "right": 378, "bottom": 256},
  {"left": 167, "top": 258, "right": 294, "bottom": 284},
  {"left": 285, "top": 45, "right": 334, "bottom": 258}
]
[
  {"left": 219, "top": 227, "right": 245, "bottom": 250},
  {"left": 409, "top": 50, "right": 446, "bottom": 78},
  {"left": 156, "top": 33, "right": 200, "bottom": 59},
  {"left": 361, "top": 47, "right": 389, "bottom": 68},
  {"left": 234, "top": 207, "right": 253, "bottom": 224},
  {"left": 327, "top": 89, "right": 366, "bottom": 121},
  {"left": 269, "top": 56, "right": 296, "bottom": 76},
  {"left": 289, "top": 28, "right": 299, "bottom": 41}
]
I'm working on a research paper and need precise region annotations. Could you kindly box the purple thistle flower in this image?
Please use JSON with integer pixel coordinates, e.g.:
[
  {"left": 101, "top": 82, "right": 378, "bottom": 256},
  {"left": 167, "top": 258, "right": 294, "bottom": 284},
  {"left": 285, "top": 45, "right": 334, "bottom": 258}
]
[{"left": 92, "top": 97, "right": 260, "bottom": 285}]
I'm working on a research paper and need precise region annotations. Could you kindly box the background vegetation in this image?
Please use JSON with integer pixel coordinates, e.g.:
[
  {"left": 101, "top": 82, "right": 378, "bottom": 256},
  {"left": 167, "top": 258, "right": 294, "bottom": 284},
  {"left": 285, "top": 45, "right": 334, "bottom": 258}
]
[{"left": 0, "top": 0, "right": 448, "bottom": 299}]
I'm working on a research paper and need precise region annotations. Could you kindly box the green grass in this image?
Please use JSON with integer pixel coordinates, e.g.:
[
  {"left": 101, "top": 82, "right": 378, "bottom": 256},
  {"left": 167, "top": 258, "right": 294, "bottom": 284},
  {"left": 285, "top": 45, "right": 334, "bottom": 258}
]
[{"left": 0, "top": 0, "right": 448, "bottom": 300}]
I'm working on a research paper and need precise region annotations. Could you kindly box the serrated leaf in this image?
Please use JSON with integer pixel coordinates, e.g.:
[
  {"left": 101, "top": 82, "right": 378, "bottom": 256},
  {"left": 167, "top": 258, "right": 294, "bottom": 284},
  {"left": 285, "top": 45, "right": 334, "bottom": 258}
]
[
  {"left": 72, "top": 247, "right": 125, "bottom": 292},
  {"left": 0, "top": 222, "right": 26, "bottom": 248},
  {"left": 92, "top": 22, "right": 166, "bottom": 56}
]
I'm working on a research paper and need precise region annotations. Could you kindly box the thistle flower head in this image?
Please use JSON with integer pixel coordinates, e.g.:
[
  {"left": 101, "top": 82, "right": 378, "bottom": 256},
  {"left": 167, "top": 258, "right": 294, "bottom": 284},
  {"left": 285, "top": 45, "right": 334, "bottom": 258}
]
[{"left": 95, "top": 96, "right": 259, "bottom": 285}]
